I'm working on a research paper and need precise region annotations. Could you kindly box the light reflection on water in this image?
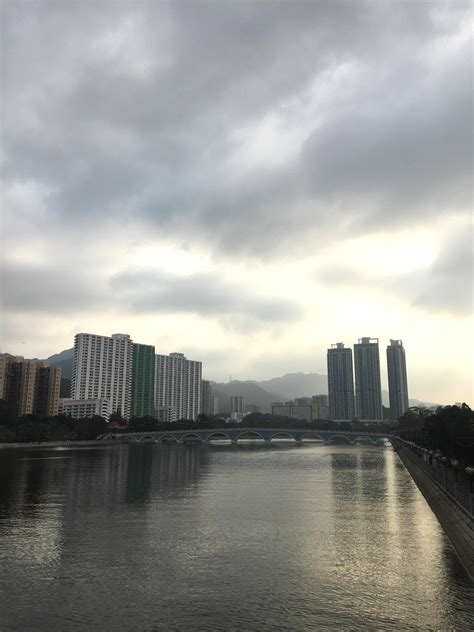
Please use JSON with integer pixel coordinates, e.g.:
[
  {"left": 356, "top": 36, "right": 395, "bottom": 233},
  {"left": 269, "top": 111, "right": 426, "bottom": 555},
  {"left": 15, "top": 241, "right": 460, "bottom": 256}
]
[{"left": 0, "top": 443, "right": 472, "bottom": 631}]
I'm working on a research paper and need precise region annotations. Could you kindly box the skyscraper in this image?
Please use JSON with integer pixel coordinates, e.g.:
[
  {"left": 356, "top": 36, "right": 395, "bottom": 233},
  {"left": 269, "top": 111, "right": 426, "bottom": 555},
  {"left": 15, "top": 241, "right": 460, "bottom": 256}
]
[
  {"left": 34, "top": 365, "right": 61, "bottom": 416},
  {"left": 71, "top": 333, "right": 133, "bottom": 419},
  {"left": 354, "top": 337, "right": 383, "bottom": 421},
  {"left": 5, "top": 357, "right": 40, "bottom": 416},
  {"left": 327, "top": 343, "right": 355, "bottom": 421},
  {"left": 387, "top": 339, "right": 409, "bottom": 419},
  {"left": 2, "top": 356, "right": 61, "bottom": 416},
  {"left": 155, "top": 352, "right": 202, "bottom": 421},
  {"left": 230, "top": 395, "right": 243, "bottom": 414},
  {"left": 131, "top": 343, "right": 155, "bottom": 418},
  {"left": 201, "top": 379, "right": 212, "bottom": 416},
  {"left": 0, "top": 355, "right": 8, "bottom": 400}
]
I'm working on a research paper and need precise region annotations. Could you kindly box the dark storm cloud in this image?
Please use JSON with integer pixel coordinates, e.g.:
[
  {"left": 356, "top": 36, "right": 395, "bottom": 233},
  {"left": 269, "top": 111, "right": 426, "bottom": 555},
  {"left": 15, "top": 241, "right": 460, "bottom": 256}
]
[
  {"left": 2, "top": 262, "right": 300, "bottom": 323},
  {"left": 0, "top": 263, "right": 107, "bottom": 313},
  {"left": 300, "top": 49, "right": 472, "bottom": 224},
  {"left": 109, "top": 269, "right": 301, "bottom": 322},
  {"left": 2, "top": 1, "right": 472, "bottom": 301}
]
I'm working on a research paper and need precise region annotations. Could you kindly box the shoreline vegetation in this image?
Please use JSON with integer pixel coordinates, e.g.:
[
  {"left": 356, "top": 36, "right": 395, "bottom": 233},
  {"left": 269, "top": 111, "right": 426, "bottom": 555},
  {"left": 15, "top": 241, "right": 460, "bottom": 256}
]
[
  {"left": 0, "top": 440, "right": 108, "bottom": 449},
  {"left": 0, "top": 401, "right": 398, "bottom": 445},
  {"left": 0, "top": 404, "right": 472, "bottom": 468}
]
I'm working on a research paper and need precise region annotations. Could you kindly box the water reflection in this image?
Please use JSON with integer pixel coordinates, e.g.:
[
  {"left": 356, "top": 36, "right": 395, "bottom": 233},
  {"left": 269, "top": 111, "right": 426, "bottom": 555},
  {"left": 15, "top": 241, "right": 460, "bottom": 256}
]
[
  {"left": 125, "top": 445, "right": 154, "bottom": 505},
  {"left": 0, "top": 444, "right": 472, "bottom": 631},
  {"left": 328, "top": 448, "right": 471, "bottom": 630}
]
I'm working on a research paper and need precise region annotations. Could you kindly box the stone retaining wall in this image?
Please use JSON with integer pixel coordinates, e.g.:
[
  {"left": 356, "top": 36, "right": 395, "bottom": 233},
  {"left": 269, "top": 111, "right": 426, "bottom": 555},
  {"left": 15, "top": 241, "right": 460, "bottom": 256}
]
[
  {"left": 395, "top": 444, "right": 474, "bottom": 581},
  {"left": 0, "top": 440, "right": 107, "bottom": 449}
]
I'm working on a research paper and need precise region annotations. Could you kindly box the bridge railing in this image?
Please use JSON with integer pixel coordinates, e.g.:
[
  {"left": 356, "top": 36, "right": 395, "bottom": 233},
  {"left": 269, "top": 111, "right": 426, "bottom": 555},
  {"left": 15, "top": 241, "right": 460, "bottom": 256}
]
[{"left": 105, "top": 427, "right": 393, "bottom": 437}]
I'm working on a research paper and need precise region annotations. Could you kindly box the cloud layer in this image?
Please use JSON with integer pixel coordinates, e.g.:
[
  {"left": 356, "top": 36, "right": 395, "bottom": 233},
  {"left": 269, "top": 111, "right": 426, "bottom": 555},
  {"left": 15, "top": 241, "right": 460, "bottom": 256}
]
[{"left": 1, "top": 1, "right": 472, "bottom": 402}]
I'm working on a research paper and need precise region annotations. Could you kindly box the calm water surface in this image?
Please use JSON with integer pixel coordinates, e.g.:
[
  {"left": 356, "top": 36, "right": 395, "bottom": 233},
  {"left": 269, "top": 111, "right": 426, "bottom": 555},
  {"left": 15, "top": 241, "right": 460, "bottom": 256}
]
[{"left": 0, "top": 443, "right": 473, "bottom": 631}]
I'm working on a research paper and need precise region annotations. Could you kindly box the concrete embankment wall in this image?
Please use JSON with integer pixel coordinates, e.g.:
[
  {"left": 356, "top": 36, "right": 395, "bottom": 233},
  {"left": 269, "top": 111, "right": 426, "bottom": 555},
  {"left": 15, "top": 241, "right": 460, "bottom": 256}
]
[
  {"left": 395, "top": 445, "right": 474, "bottom": 581},
  {"left": 0, "top": 440, "right": 108, "bottom": 449}
]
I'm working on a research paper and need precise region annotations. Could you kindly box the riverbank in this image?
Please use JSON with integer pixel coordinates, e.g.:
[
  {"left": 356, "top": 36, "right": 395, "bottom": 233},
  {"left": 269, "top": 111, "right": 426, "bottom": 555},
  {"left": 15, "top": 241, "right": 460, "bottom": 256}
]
[
  {"left": 395, "top": 443, "right": 474, "bottom": 581},
  {"left": 0, "top": 440, "right": 108, "bottom": 449}
]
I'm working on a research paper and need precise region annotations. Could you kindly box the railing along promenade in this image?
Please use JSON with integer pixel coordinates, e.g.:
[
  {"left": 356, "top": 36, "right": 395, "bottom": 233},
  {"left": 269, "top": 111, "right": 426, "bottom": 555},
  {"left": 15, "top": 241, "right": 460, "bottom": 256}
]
[{"left": 393, "top": 438, "right": 474, "bottom": 519}]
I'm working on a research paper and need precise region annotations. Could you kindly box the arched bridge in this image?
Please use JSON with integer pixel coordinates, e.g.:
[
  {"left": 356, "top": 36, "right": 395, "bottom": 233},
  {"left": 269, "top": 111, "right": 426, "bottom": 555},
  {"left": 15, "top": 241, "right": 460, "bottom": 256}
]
[{"left": 102, "top": 428, "right": 393, "bottom": 446}]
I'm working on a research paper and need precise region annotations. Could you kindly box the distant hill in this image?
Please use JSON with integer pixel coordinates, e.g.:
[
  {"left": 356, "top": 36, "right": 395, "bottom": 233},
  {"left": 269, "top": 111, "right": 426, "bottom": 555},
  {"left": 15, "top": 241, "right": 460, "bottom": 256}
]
[
  {"left": 46, "top": 348, "right": 74, "bottom": 379},
  {"left": 210, "top": 380, "right": 284, "bottom": 414},
  {"left": 258, "top": 372, "right": 328, "bottom": 400}
]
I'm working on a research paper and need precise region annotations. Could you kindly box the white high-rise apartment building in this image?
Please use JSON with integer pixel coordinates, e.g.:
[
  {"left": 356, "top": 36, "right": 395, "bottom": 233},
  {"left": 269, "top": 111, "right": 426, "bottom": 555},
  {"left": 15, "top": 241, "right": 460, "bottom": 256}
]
[
  {"left": 327, "top": 343, "right": 355, "bottom": 421},
  {"left": 155, "top": 352, "right": 202, "bottom": 421},
  {"left": 354, "top": 337, "right": 383, "bottom": 421},
  {"left": 71, "top": 333, "right": 133, "bottom": 419},
  {"left": 387, "top": 339, "right": 409, "bottom": 420}
]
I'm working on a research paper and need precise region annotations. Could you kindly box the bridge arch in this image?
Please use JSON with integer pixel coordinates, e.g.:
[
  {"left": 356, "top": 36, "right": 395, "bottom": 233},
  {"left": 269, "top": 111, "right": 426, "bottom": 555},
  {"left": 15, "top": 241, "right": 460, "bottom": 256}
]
[
  {"left": 124, "top": 436, "right": 138, "bottom": 443},
  {"left": 180, "top": 433, "right": 203, "bottom": 444},
  {"left": 269, "top": 432, "right": 296, "bottom": 442},
  {"left": 300, "top": 433, "right": 325, "bottom": 442},
  {"left": 157, "top": 434, "right": 178, "bottom": 444},
  {"left": 235, "top": 430, "right": 266, "bottom": 442},
  {"left": 352, "top": 436, "right": 376, "bottom": 445},
  {"left": 140, "top": 435, "right": 156, "bottom": 444},
  {"left": 206, "top": 432, "right": 232, "bottom": 443},
  {"left": 327, "top": 434, "right": 352, "bottom": 444}
]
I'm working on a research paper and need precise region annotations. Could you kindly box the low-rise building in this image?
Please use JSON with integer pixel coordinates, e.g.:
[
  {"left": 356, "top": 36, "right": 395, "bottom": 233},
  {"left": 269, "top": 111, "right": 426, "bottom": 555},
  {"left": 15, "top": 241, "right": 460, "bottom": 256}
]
[
  {"left": 229, "top": 411, "right": 247, "bottom": 423},
  {"left": 60, "top": 398, "right": 111, "bottom": 421},
  {"left": 244, "top": 404, "right": 260, "bottom": 414},
  {"left": 272, "top": 401, "right": 313, "bottom": 422}
]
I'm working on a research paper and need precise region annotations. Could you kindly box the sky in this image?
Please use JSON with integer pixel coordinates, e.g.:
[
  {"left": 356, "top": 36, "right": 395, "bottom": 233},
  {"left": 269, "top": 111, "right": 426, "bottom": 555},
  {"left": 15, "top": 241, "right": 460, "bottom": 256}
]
[{"left": 1, "top": 1, "right": 472, "bottom": 404}]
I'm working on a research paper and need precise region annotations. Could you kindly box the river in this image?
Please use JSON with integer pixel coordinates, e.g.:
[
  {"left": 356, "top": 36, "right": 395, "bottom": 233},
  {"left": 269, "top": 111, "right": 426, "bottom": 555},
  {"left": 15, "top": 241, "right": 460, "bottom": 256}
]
[{"left": 0, "top": 442, "right": 472, "bottom": 630}]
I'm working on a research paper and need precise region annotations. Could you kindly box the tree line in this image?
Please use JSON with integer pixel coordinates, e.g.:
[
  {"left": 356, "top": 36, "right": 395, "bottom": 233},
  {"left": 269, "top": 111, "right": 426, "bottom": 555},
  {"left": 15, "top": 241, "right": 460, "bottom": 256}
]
[
  {"left": 3, "top": 400, "right": 471, "bottom": 464},
  {"left": 399, "top": 404, "right": 474, "bottom": 466},
  {"left": 0, "top": 401, "right": 107, "bottom": 443},
  {"left": 0, "top": 404, "right": 399, "bottom": 443}
]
